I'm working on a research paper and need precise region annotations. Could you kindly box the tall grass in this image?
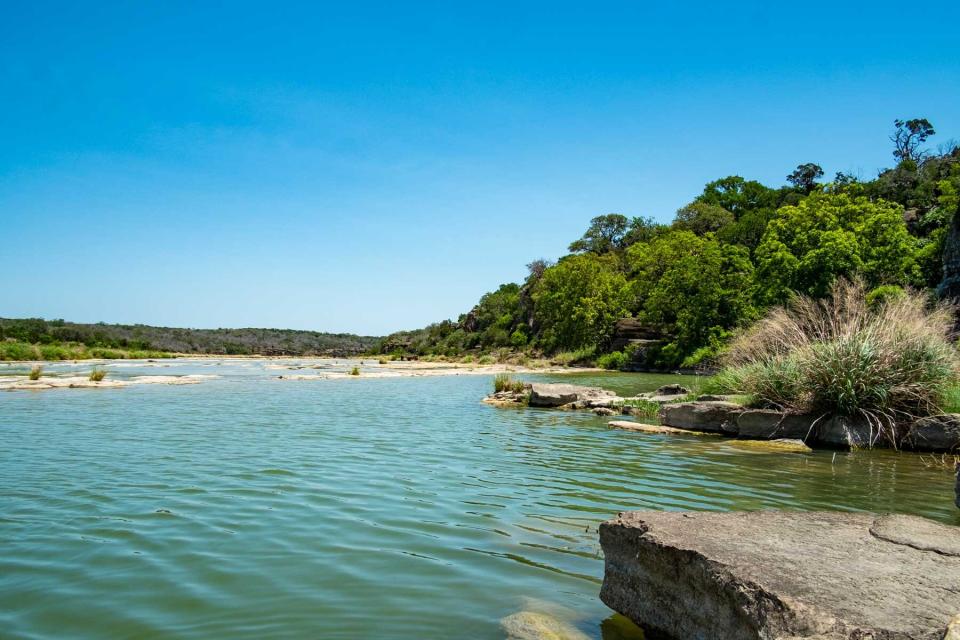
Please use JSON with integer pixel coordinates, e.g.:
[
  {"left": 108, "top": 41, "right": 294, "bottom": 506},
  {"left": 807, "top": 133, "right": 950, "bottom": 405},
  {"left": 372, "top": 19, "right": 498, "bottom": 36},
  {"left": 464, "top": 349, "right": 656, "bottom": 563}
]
[
  {"left": 28, "top": 365, "right": 43, "bottom": 380},
  {"left": 717, "top": 279, "right": 959, "bottom": 441},
  {"left": 493, "top": 373, "right": 526, "bottom": 394},
  {"left": 89, "top": 367, "right": 107, "bottom": 382}
]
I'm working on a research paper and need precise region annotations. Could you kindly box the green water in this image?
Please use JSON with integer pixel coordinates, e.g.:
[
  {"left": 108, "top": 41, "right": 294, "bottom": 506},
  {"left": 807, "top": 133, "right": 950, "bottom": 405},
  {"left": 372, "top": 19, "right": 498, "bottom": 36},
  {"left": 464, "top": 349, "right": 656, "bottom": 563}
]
[{"left": 1, "top": 360, "right": 958, "bottom": 639}]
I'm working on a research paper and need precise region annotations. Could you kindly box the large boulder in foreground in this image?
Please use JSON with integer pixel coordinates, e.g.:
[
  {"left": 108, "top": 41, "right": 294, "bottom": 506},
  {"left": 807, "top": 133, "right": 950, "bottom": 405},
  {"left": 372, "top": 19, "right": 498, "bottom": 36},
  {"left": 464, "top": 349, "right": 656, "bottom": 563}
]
[
  {"left": 736, "top": 409, "right": 816, "bottom": 440},
  {"left": 528, "top": 383, "right": 617, "bottom": 408},
  {"left": 659, "top": 401, "right": 744, "bottom": 433},
  {"left": 600, "top": 510, "right": 960, "bottom": 640}
]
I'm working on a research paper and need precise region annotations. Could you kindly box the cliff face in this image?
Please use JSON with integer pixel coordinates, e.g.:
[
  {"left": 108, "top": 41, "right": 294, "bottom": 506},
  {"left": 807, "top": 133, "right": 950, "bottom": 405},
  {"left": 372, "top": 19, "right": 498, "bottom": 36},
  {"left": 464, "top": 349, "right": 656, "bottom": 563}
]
[{"left": 939, "top": 212, "right": 960, "bottom": 301}]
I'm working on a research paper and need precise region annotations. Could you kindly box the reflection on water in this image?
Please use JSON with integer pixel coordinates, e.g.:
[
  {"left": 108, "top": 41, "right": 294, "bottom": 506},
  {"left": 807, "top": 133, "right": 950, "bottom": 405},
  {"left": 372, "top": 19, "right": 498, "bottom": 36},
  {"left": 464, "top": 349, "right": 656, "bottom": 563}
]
[{"left": 0, "top": 362, "right": 956, "bottom": 639}]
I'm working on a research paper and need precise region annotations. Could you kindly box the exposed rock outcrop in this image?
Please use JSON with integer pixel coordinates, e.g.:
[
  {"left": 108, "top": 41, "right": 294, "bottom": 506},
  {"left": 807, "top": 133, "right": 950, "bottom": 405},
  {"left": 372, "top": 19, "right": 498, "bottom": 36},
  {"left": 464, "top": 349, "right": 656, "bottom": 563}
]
[
  {"left": 527, "top": 383, "right": 617, "bottom": 408},
  {"left": 659, "top": 401, "right": 745, "bottom": 433},
  {"left": 736, "top": 409, "right": 817, "bottom": 440},
  {"left": 600, "top": 510, "right": 960, "bottom": 640}
]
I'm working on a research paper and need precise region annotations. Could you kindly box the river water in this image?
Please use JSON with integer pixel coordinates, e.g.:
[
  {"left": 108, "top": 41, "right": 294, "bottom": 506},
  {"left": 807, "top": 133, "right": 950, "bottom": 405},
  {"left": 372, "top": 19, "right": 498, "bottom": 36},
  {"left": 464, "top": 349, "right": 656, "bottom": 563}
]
[{"left": 1, "top": 359, "right": 957, "bottom": 639}]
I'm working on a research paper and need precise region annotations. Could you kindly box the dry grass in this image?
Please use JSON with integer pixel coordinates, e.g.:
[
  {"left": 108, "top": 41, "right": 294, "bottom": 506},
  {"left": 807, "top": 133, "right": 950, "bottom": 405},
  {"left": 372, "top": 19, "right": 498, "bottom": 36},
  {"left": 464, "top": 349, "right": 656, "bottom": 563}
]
[
  {"left": 28, "top": 365, "right": 42, "bottom": 380},
  {"left": 718, "top": 279, "right": 959, "bottom": 444}
]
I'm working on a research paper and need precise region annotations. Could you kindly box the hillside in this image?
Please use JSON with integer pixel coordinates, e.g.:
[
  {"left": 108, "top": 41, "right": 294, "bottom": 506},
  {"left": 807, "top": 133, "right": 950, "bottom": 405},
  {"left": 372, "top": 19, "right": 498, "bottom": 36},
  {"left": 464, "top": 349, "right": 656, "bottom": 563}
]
[{"left": 0, "top": 318, "right": 379, "bottom": 358}]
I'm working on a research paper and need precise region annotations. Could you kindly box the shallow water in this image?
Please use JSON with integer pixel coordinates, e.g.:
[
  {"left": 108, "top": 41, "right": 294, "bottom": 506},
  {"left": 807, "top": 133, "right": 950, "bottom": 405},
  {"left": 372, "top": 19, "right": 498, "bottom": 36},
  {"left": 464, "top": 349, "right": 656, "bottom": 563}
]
[{"left": 1, "top": 360, "right": 958, "bottom": 639}]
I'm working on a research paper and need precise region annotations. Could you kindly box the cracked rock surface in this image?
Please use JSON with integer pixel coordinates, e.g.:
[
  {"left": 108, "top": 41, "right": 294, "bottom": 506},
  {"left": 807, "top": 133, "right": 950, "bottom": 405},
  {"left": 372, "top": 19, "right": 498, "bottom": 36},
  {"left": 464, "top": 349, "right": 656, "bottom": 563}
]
[{"left": 600, "top": 510, "right": 960, "bottom": 640}]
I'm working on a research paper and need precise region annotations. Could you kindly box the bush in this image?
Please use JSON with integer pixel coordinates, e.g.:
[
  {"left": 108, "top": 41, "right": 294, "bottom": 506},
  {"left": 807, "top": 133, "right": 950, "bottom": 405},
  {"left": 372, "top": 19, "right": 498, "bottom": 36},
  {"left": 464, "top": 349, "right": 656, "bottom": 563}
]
[
  {"left": 28, "top": 365, "right": 42, "bottom": 380},
  {"left": 349, "top": 366, "right": 360, "bottom": 376},
  {"left": 0, "top": 341, "right": 39, "bottom": 361},
  {"left": 719, "top": 279, "right": 959, "bottom": 440},
  {"left": 597, "top": 351, "right": 628, "bottom": 370},
  {"left": 550, "top": 346, "right": 596, "bottom": 366},
  {"left": 89, "top": 367, "right": 107, "bottom": 382}
]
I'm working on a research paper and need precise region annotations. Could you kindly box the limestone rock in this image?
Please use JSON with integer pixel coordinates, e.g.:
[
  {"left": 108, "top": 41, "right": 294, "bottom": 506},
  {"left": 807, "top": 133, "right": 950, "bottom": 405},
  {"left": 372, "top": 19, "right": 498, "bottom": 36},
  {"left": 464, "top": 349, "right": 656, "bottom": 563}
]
[
  {"left": 905, "top": 415, "right": 960, "bottom": 452},
  {"left": 500, "top": 611, "right": 591, "bottom": 640},
  {"left": 592, "top": 407, "right": 617, "bottom": 416},
  {"left": 816, "top": 415, "right": 879, "bottom": 448},
  {"left": 608, "top": 420, "right": 717, "bottom": 436},
  {"left": 653, "top": 384, "right": 689, "bottom": 396},
  {"left": 600, "top": 510, "right": 960, "bottom": 640},
  {"left": 736, "top": 409, "right": 817, "bottom": 440},
  {"left": 727, "top": 438, "right": 813, "bottom": 453},
  {"left": 659, "top": 401, "right": 745, "bottom": 433},
  {"left": 528, "top": 383, "right": 616, "bottom": 408}
]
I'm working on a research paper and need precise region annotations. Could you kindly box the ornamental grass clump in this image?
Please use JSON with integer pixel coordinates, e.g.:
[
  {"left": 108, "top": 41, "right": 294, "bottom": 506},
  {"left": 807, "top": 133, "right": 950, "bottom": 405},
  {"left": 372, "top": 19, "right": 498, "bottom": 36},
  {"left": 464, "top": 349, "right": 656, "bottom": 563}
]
[
  {"left": 493, "top": 373, "right": 526, "bottom": 394},
  {"left": 719, "top": 279, "right": 959, "bottom": 441}
]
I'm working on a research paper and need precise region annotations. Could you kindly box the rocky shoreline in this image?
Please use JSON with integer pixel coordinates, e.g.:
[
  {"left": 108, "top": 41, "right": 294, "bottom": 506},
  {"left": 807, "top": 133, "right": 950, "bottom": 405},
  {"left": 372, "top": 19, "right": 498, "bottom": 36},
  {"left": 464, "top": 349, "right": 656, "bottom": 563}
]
[{"left": 484, "top": 382, "right": 960, "bottom": 453}]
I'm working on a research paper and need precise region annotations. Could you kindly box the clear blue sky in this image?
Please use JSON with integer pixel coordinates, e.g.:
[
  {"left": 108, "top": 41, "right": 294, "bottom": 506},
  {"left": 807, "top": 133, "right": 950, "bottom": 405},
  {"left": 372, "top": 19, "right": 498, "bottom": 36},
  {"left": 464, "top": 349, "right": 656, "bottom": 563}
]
[{"left": 3, "top": 1, "right": 959, "bottom": 335}]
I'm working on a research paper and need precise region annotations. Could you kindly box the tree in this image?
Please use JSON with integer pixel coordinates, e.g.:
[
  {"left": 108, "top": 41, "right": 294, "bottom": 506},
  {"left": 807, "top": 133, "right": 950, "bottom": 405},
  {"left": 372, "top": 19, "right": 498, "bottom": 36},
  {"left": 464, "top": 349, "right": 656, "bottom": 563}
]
[
  {"left": 892, "top": 118, "right": 935, "bottom": 164},
  {"left": 696, "top": 176, "right": 780, "bottom": 218},
  {"left": 672, "top": 201, "right": 735, "bottom": 235},
  {"left": 755, "top": 192, "right": 919, "bottom": 305},
  {"left": 532, "top": 254, "right": 630, "bottom": 352},
  {"left": 568, "top": 214, "right": 630, "bottom": 254},
  {"left": 627, "top": 231, "right": 755, "bottom": 365},
  {"left": 786, "top": 163, "right": 824, "bottom": 193}
]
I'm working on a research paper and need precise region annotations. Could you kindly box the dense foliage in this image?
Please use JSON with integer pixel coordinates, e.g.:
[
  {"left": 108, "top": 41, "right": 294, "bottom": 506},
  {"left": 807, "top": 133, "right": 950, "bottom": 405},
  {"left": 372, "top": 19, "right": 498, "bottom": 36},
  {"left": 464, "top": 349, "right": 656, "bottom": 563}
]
[
  {"left": 375, "top": 119, "right": 960, "bottom": 368},
  {"left": 0, "top": 318, "right": 378, "bottom": 359}
]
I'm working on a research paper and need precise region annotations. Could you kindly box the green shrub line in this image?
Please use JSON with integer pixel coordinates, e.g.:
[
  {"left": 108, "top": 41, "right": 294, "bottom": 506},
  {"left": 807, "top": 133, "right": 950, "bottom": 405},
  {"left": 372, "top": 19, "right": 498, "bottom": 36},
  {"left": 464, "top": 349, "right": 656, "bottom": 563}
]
[{"left": 0, "top": 340, "right": 175, "bottom": 362}]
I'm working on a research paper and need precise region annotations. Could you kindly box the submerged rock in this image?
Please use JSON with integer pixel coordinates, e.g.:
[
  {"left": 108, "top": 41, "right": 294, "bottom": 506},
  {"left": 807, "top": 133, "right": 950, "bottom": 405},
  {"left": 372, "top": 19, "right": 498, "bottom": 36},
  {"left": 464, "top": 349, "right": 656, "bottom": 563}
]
[
  {"left": 528, "top": 383, "right": 617, "bottom": 408},
  {"left": 905, "top": 414, "right": 960, "bottom": 452},
  {"left": 600, "top": 510, "right": 960, "bottom": 640},
  {"left": 659, "top": 401, "right": 744, "bottom": 433},
  {"left": 500, "top": 611, "right": 591, "bottom": 640},
  {"left": 727, "top": 438, "right": 813, "bottom": 453}
]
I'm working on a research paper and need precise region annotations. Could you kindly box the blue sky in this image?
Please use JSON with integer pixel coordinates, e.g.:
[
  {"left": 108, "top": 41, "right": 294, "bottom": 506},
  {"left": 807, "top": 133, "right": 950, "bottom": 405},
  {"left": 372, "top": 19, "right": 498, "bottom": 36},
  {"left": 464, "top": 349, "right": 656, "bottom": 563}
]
[{"left": 2, "top": 1, "right": 959, "bottom": 335}]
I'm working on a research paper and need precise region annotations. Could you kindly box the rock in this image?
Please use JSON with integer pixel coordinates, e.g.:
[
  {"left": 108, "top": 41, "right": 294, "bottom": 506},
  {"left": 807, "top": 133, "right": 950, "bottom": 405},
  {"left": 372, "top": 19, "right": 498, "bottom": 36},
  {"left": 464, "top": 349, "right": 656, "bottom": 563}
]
[
  {"left": 815, "top": 415, "right": 879, "bottom": 449},
  {"left": 736, "top": 409, "right": 817, "bottom": 440},
  {"left": 599, "top": 510, "right": 960, "bottom": 640},
  {"left": 528, "top": 383, "right": 616, "bottom": 408},
  {"left": 659, "top": 401, "right": 745, "bottom": 434},
  {"left": 955, "top": 463, "right": 959, "bottom": 510},
  {"left": 653, "top": 384, "right": 689, "bottom": 396},
  {"left": 500, "top": 611, "right": 590, "bottom": 640},
  {"left": 593, "top": 407, "right": 617, "bottom": 416},
  {"left": 905, "top": 415, "right": 960, "bottom": 452},
  {"left": 727, "top": 438, "right": 813, "bottom": 453},
  {"left": 696, "top": 393, "right": 731, "bottom": 402},
  {"left": 945, "top": 614, "right": 960, "bottom": 640},
  {"left": 608, "top": 420, "right": 718, "bottom": 436}
]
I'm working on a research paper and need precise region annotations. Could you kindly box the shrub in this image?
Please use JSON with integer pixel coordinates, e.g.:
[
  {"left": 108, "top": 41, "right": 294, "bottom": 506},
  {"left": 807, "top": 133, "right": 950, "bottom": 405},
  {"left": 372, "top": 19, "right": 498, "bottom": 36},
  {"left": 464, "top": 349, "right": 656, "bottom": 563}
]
[
  {"left": 349, "top": 366, "right": 360, "bottom": 376},
  {"left": 720, "top": 279, "right": 959, "bottom": 440},
  {"left": 28, "top": 365, "right": 42, "bottom": 380},
  {"left": 0, "top": 341, "right": 39, "bottom": 361},
  {"left": 597, "top": 351, "right": 628, "bottom": 370},
  {"left": 378, "top": 358, "right": 388, "bottom": 365},
  {"left": 550, "top": 346, "right": 596, "bottom": 366},
  {"left": 89, "top": 367, "right": 107, "bottom": 382}
]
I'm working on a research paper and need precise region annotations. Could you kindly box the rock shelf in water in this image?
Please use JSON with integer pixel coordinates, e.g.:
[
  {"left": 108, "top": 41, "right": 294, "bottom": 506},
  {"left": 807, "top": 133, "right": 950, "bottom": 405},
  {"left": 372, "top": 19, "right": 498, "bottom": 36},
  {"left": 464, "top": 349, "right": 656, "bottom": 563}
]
[{"left": 600, "top": 510, "right": 960, "bottom": 640}]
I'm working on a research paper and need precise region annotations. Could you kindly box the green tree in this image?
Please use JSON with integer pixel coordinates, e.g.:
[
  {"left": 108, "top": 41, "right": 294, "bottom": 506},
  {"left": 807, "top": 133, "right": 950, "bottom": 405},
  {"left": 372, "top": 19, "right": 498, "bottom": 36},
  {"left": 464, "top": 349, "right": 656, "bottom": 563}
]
[
  {"left": 568, "top": 214, "right": 630, "bottom": 254},
  {"left": 891, "top": 118, "right": 935, "bottom": 163},
  {"left": 532, "top": 254, "right": 630, "bottom": 352},
  {"left": 755, "top": 192, "right": 919, "bottom": 305},
  {"left": 627, "top": 231, "right": 756, "bottom": 365},
  {"left": 672, "top": 201, "right": 735, "bottom": 235},
  {"left": 786, "top": 163, "right": 824, "bottom": 194}
]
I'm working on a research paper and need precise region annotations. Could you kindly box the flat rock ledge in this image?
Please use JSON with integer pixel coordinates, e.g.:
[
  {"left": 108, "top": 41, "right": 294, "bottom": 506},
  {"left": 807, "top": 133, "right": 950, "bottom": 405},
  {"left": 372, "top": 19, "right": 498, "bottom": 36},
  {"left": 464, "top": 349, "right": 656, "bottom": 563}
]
[{"left": 600, "top": 510, "right": 960, "bottom": 640}]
